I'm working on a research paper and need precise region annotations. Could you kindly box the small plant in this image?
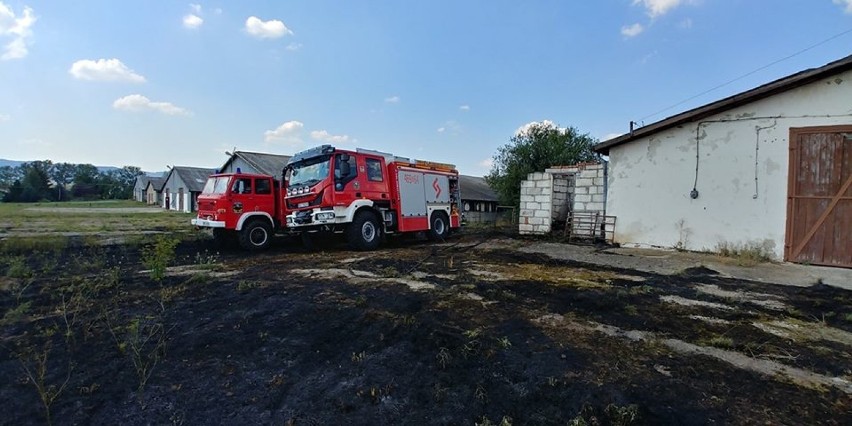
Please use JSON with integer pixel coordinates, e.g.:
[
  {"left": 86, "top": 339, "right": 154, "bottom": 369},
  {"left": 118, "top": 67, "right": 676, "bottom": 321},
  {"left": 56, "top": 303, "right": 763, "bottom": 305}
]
[
  {"left": 6, "top": 255, "right": 32, "bottom": 279},
  {"left": 436, "top": 347, "right": 451, "bottom": 369},
  {"left": 844, "top": 313, "right": 852, "bottom": 323},
  {"left": 237, "top": 279, "right": 259, "bottom": 292},
  {"left": 194, "top": 250, "right": 220, "bottom": 266},
  {"left": 707, "top": 336, "right": 734, "bottom": 348},
  {"left": 715, "top": 240, "right": 774, "bottom": 266},
  {"left": 432, "top": 382, "right": 448, "bottom": 402},
  {"left": 2, "top": 301, "right": 32, "bottom": 325},
  {"left": 104, "top": 312, "right": 169, "bottom": 406},
  {"left": 351, "top": 351, "right": 367, "bottom": 363},
  {"left": 547, "top": 376, "right": 558, "bottom": 387},
  {"left": 624, "top": 305, "right": 639, "bottom": 315},
  {"left": 496, "top": 336, "right": 512, "bottom": 349},
  {"left": 474, "top": 384, "right": 488, "bottom": 402},
  {"left": 463, "top": 327, "right": 482, "bottom": 339},
  {"left": 19, "top": 342, "right": 73, "bottom": 426},
  {"left": 354, "top": 295, "right": 368, "bottom": 307},
  {"left": 142, "top": 236, "right": 180, "bottom": 282}
]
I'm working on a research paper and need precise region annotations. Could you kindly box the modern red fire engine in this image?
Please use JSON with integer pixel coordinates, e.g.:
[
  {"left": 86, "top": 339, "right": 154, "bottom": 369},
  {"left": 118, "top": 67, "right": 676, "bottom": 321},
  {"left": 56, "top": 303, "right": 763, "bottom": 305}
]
[
  {"left": 283, "top": 145, "right": 461, "bottom": 250},
  {"left": 191, "top": 170, "right": 287, "bottom": 250}
]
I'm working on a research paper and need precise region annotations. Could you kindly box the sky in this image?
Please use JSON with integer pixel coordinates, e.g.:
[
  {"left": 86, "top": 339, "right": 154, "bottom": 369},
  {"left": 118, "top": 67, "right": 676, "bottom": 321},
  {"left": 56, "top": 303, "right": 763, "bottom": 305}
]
[{"left": 1, "top": 0, "right": 851, "bottom": 176}]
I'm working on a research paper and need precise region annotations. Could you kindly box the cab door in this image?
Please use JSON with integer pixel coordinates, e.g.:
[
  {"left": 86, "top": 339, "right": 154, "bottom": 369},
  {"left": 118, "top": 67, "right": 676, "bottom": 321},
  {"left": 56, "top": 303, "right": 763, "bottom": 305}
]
[
  {"left": 253, "top": 177, "right": 275, "bottom": 215},
  {"left": 360, "top": 155, "right": 390, "bottom": 202}
]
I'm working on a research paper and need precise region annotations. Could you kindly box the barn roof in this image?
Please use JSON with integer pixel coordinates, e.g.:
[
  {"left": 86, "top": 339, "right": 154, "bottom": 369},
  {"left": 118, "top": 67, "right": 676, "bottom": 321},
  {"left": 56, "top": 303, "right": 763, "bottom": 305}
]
[
  {"left": 595, "top": 54, "right": 852, "bottom": 155},
  {"left": 459, "top": 175, "right": 499, "bottom": 202},
  {"left": 164, "top": 166, "right": 217, "bottom": 193},
  {"left": 145, "top": 177, "right": 165, "bottom": 191},
  {"left": 222, "top": 151, "right": 292, "bottom": 177}
]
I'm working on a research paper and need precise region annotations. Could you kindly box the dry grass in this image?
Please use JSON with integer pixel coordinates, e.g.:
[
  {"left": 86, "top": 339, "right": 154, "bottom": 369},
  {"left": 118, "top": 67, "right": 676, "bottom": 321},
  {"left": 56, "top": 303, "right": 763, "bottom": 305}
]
[{"left": 494, "top": 263, "right": 614, "bottom": 289}]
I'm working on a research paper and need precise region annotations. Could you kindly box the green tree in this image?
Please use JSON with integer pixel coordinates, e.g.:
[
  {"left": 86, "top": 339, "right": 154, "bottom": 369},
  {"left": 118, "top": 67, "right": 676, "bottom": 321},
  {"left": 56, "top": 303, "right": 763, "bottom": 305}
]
[
  {"left": 485, "top": 121, "right": 599, "bottom": 206},
  {"left": 20, "top": 162, "right": 54, "bottom": 202},
  {"left": 72, "top": 164, "right": 101, "bottom": 199},
  {"left": 50, "top": 162, "right": 76, "bottom": 200},
  {"left": 0, "top": 165, "right": 23, "bottom": 192}
]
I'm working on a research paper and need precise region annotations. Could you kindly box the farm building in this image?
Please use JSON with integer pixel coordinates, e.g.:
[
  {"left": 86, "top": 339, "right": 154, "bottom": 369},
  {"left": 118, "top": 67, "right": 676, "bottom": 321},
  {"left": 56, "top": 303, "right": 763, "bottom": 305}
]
[
  {"left": 161, "top": 166, "right": 216, "bottom": 213},
  {"left": 458, "top": 175, "right": 500, "bottom": 222},
  {"left": 219, "top": 151, "right": 292, "bottom": 178},
  {"left": 143, "top": 177, "right": 164, "bottom": 205},
  {"left": 595, "top": 54, "right": 852, "bottom": 267},
  {"left": 132, "top": 176, "right": 150, "bottom": 202}
]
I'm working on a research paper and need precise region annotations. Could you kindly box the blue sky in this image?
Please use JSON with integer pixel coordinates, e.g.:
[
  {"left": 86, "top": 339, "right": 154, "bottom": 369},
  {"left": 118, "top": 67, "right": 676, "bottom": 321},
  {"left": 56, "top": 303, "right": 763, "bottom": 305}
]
[{"left": 1, "top": 0, "right": 851, "bottom": 175}]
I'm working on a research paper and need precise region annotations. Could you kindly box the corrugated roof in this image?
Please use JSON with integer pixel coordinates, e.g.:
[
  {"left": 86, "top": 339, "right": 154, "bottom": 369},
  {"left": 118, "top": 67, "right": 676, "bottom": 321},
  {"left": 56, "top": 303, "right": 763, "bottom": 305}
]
[
  {"left": 167, "top": 166, "right": 217, "bottom": 193},
  {"left": 595, "top": 54, "right": 852, "bottom": 155},
  {"left": 223, "top": 151, "right": 292, "bottom": 177},
  {"left": 145, "top": 177, "right": 165, "bottom": 191},
  {"left": 459, "top": 175, "right": 499, "bottom": 202}
]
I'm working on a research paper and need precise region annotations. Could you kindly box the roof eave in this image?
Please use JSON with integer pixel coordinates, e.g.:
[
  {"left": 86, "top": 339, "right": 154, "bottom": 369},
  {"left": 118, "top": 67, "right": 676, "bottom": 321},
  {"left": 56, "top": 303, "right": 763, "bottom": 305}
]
[{"left": 594, "top": 54, "right": 852, "bottom": 155}]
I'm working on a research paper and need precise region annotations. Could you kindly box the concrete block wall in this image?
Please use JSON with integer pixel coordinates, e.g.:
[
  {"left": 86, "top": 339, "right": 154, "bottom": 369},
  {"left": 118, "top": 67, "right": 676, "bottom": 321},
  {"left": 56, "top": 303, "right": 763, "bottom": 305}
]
[{"left": 519, "top": 163, "right": 606, "bottom": 235}]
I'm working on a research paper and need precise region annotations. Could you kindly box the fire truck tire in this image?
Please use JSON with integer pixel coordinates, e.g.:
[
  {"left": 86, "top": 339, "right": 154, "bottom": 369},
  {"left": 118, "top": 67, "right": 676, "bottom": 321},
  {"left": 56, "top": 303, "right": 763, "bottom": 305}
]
[
  {"left": 347, "top": 210, "right": 382, "bottom": 251},
  {"left": 238, "top": 219, "right": 272, "bottom": 251},
  {"left": 427, "top": 211, "right": 450, "bottom": 241}
]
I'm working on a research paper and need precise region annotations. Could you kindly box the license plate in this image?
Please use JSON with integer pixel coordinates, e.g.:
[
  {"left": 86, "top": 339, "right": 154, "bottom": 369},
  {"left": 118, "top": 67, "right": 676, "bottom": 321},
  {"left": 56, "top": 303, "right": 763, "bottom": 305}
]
[{"left": 298, "top": 202, "right": 308, "bottom": 208}]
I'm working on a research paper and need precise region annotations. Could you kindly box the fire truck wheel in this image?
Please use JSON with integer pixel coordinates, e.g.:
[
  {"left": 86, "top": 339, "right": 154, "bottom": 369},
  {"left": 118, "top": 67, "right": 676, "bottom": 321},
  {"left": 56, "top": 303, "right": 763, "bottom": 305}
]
[
  {"left": 427, "top": 211, "right": 450, "bottom": 241},
  {"left": 347, "top": 210, "right": 382, "bottom": 251},
  {"left": 238, "top": 219, "right": 272, "bottom": 250}
]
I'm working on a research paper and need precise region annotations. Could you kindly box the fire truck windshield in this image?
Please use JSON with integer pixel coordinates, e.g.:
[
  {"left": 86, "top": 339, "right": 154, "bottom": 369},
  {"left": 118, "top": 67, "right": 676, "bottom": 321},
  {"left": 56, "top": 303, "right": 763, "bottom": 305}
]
[
  {"left": 201, "top": 176, "right": 231, "bottom": 195},
  {"left": 289, "top": 156, "right": 330, "bottom": 187}
]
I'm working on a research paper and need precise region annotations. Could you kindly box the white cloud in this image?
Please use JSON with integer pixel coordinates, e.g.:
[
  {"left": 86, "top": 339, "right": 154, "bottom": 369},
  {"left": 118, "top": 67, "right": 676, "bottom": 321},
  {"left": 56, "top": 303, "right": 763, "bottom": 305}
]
[
  {"left": 214, "top": 8, "right": 223, "bottom": 15},
  {"left": 310, "top": 130, "right": 351, "bottom": 144},
  {"left": 183, "top": 14, "right": 203, "bottom": 29},
  {"left": 69, "top": 58, "right": 146, "bottom": 83},
  {"left": 478, "top": 158, "right": 494, "bottom": 169},
  {"left": 633, "top": 0, "right": 683, "bottom": 18},
  {"left": 0, "top": 113, "right": 9, "bottom": 122},
  {"left": 384, "top": 96, "right": 400, "bottom": 104},
  {"left": 437, "top": 127, "right": 445, "bottom": 133},
  {"left": 0, "top": 2, "right": 36, "bottom": 60},
  {"left": 835, "top": 0, "right": 852, "bottom": 14},
  {"left": 113, "top": 94, "right": 191, "bottom": 116},
  {"left": 189, "top": 3, "right": 202, "bottom": 14},
  {"left": 621, "top": 23, "right": 644, "bottom": 38},
  {"left": 286, "top": 42, "right": 303, "bottom": 51},
  {"left": 264, "top": 120, "right": 304, "bottom": 143},
  {"left": 245, "top": 16, "right": 292, "bottom": 39},
  {"left": 459, "top": 105, "right": 470, "bottom": 111},
  {"left": 515, "top": 120, "right": 559, "bottom": 136}
]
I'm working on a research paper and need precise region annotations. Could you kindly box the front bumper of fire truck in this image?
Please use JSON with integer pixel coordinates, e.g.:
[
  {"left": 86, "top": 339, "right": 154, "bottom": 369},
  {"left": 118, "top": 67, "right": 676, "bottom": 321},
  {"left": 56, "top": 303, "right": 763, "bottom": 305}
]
[
  {"left": 285, "top": 207, "right": 343, "bottom": 229},
  {"left": 191, "top": 217, "right": 226, "bottom": 228}
]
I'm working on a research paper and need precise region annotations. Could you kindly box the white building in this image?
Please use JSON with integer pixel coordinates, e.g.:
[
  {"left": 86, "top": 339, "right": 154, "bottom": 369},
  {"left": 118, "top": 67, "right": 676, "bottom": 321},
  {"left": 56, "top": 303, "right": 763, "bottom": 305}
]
[
  {"left": 596, "top": 55, "right": 852, "bottom": 268},
  {"left": 161, "top": 166, "right": 216, "bottom": 213}
]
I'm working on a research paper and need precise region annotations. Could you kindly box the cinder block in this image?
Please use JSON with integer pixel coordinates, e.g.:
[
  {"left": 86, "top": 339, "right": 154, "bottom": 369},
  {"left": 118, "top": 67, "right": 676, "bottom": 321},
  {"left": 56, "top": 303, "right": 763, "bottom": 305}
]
[
  {"left": 519, "top": 209, "right": 533, "bottom": 217},
  {"left": 534, "top": 209, "right": 550, "bottom": 218},
  {"left": 593, "top": 178, "right": 605, "bottom": 186},
  {"left": 521, "top": 180, "right": 535, "bottom": 188},
  {"left": 574, "top": 194, "right": 591, "bottom": 203},
  {"left": 586, "top": 202, "right": 604, "bottom": 211},
  {"left": 519, "top": 224, "right": 534, "bottom": 232},
  {"left": 527, "top": 202, "right": 540, "bottom": 210},
  {"left": 520, "top": 195, "right": 534, "bottom": 203},
  {"left": 579, "top": 169, "right": 598, "bottom": 179},
  {"left": 575, "top": 178, "right": 594, "bottom": 187},
  {"left": 592, "top": 194, "right": 607, "bottom": 202},
  {"left": 535, "top": 180, "right": 551, "bottom": 188},
  {"left": 540, "top": 202, "right": 552, "bottom": 211},
  {"left": 534, "top": 195, "right": 550, "bottom": 203},
  {"left": 573, "top": 187, "right": 588, "bottom": 195}
]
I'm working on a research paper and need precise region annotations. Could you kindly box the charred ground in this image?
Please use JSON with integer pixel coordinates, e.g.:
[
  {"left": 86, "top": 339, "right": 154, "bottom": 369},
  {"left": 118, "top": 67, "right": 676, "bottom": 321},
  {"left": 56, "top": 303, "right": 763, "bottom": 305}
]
[{"left": 1, "top": 234, "right": 851, "bottom": 425}]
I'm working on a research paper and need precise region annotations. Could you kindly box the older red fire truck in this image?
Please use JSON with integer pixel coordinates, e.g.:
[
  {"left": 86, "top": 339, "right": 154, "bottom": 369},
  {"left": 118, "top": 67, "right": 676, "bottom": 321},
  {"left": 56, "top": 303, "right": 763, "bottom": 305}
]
[
  {"left": 284, "top": 145, "right": 461, "bottom": 250},
  {"left": 191, "top": 170, "right": 286, "bottom": 250}
]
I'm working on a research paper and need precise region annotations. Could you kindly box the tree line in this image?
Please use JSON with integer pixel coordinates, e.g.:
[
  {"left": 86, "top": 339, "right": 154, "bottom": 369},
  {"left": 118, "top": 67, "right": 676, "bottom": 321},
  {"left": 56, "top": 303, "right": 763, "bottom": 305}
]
[{"left": 0, "top": 160, "right": 144, "bottom": 203}]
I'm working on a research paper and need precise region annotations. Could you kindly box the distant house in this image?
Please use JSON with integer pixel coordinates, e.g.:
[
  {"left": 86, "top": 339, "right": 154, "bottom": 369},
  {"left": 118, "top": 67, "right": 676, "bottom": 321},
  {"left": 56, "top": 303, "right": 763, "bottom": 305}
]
[
  {"left": 219, "top": 151, "right": 292, "bottom": 178},
  {"left": 144, "top": 177, "right": 165, "bottom": 205},
  {"left": 161, "top": 166, "right": 217, "bottom": 213},
  {"left": 132, "top": 176, "right": 151, "bottom": 202},
  {"left": 595, "top": 54, "right": 852, "bottom": 267},
  {"left": 459, "top": 175, "right": 500, "bottom": 222}
]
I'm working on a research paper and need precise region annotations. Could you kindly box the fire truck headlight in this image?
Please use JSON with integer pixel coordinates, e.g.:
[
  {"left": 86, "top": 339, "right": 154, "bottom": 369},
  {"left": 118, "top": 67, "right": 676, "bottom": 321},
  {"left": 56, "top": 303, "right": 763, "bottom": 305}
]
[
  {"left": 286, "top": 217, "right": 293, "bottom": 224},
  {"left": 315, "top": 212, "right": 335, "bottom": 221}
]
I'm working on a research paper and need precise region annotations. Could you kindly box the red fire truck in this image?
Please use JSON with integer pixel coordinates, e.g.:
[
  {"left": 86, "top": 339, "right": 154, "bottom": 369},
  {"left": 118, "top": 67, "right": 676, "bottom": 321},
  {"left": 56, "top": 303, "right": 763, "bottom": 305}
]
[
  {"left": 284, "top": 145, "right": 461, "bottom": 250},
  {"left": 191, "top": 170, "right": 286, "bottom": 250}
]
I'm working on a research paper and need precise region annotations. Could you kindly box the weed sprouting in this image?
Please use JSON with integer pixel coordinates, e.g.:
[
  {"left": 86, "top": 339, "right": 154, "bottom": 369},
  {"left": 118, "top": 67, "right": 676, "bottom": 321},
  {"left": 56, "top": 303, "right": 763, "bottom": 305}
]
[
  {"left": 193, "top": 250, "right": 220, "bottom": 268},
  {"left": 142, "top": 236, "right": 179, "bottom": 282},
  {"left": 436, "top": 347, "right": 451, "bottom": 369},
  {"left": 463, "top": 327, "right": 483, "bottom": 339},
  {"left": 707, "top": 336, "right": 734, "bottom": 348},
  {"left": 844, "top": 313, "right": 852, "bottom": 323},
  {"left": 237, "top": 279, "right": 259, "bottom": 292},
  {"left": 476, "top": 416, "right": 512, "bottom": 426},
  {"left": 103, "top": 311, "right": 169, "bottom": 406},
  {"left": 18, "top": 341, "right": 73, "bottom": 426},
  {"left": 351, "top": 351, "right": 367, "bottom": 363},
  {"left": 715, "top": 241, "right": 774, "bottom": 266},
  {"left": 474, "top": 384, "right": 488, "bottom": 403},
  {"left": 2, "top": 300, "right": 32, "bottom": 325},
  {"left": 496, "top": 336, "right": 512, "bottom": 349}
]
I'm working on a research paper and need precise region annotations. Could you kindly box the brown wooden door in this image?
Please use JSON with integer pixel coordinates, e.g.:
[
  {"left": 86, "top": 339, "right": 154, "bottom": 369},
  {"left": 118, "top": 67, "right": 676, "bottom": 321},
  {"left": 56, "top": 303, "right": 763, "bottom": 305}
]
[{"left": 785, "top": 126, "right": 852, "bottom": 267}]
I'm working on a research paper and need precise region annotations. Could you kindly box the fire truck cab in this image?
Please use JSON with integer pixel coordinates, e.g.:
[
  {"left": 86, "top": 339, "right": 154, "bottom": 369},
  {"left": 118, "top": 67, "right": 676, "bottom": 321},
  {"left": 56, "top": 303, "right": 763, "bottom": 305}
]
[
  {"left": 191, "top": 170, "right": 284, "bottom": 250},
  {"left": 283, "top": 145, "right": 461, "bottom": 250}
]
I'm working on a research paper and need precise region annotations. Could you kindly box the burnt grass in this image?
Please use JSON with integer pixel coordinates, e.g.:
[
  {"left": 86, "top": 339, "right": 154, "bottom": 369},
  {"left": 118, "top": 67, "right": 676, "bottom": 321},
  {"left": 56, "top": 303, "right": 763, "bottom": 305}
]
[{"left": 1, "top": 235, "right": 851, "bottom": 425}]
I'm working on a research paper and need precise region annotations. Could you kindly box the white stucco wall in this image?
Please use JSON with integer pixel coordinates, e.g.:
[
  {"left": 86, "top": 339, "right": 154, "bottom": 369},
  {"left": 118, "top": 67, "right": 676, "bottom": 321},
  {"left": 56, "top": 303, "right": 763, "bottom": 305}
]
[
  {"left": 221, "top": 158, "right": 259, "bottom": 175},
  {"left": 607, "top": 70, "right": 852, "bottom": 259},
  {"left": 162, "top": 172, "right": 190, "bottom": 213}
]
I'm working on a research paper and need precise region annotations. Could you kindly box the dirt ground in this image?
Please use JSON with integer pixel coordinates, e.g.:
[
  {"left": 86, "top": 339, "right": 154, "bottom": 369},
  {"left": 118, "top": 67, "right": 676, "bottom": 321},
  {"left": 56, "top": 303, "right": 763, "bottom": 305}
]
[{"left": 1, "top": 232, "right": 851, "bottom": 425}]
